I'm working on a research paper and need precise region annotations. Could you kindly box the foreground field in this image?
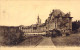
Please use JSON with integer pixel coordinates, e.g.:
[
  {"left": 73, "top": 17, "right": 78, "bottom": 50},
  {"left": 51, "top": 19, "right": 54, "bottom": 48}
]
[
  {"left": 18, "top": 35, "right": 43, "bottom": 47},
  {"left": 51, "top": 33, "right": 80, "bottom": 46}
]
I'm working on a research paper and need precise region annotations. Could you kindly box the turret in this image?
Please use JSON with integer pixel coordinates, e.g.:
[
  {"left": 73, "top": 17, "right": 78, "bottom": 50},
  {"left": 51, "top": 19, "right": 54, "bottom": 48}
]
[
  {"left": 65, "top": 12, "right": 71, "bottom": 17},
  {"left": 69, "top": 12, "right": 71, "bottom": 17}
]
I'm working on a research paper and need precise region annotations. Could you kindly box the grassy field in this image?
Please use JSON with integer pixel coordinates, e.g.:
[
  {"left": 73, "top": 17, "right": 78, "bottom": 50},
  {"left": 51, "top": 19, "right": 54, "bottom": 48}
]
[
  {"left": 18, "top": 35, "right": 43, "bottom": 46},
  {"left": 51, "top": 33, "right": 80, "bottom": 46}
]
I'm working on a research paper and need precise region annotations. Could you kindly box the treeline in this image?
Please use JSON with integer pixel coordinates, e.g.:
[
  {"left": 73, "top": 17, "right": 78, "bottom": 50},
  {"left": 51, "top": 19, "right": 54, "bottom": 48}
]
[
  {"left": 0, "top": 26, "right": 24, "bottom": 46},
  {"left": 72, "top": 20, "right": 80, "bottom": 33}
]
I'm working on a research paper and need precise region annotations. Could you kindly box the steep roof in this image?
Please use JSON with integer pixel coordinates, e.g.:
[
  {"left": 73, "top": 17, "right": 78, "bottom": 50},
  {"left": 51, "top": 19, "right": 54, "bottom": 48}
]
[{"left": 49, "top": 9, "right": 65, "bottom": 17}]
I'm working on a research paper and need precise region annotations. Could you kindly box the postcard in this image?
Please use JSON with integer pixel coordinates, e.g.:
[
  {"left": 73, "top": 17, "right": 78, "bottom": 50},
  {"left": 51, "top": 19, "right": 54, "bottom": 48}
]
[{"left": 0, "top": 0, "right": 80, "bottom": 50}]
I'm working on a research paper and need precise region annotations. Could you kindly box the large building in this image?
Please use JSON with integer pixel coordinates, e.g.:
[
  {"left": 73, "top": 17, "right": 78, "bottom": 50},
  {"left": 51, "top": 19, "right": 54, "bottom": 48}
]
[{"left": 19, "top": 9, "right": 73, "bottom": 34}]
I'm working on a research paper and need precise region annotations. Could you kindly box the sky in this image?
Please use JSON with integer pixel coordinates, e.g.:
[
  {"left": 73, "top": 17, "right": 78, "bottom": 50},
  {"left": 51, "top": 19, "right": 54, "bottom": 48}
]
[{"left": 0, "top": 0, "right": 80, "bottom": 26}]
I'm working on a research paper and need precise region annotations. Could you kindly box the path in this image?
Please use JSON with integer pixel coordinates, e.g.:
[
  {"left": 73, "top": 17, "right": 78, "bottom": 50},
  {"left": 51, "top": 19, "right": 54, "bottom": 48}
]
[{"left": 37, "top": 36, "right": 55, "bottom": 47}]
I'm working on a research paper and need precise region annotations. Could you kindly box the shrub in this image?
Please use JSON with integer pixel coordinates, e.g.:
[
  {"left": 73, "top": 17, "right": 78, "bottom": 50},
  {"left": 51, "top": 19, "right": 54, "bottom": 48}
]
[
  {"left": 66, "top": 32, "right": 70, "bottom": 36},
  {"left": 51, "top": 29, "right": 62, "bottom": 37}
]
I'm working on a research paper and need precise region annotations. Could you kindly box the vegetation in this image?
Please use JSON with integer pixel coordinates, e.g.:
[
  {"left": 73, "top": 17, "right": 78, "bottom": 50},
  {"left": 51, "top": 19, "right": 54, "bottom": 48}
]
[
  {"left": 46, "top": 29, "right": 62, "bottom": 37},
  {"left": 51, "top": 33, "right": 80, "bottom": 46},
  {"left": 51, "top": 29, "right": 62, "bottom": 37},
  {"left": 0, "top": 26, "right": 24, "bottom": 46},
  {"left": 18, "top": 35, "right": 43, "bottom": 46},
  {"left": 72, "top": 21, "right": 80, "bottom": 33}
]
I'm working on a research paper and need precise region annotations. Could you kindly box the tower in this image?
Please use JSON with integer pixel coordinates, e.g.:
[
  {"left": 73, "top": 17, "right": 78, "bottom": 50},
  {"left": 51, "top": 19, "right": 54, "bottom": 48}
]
[{"left": 37, "top": 15, "right": 41, "bottom": 25}]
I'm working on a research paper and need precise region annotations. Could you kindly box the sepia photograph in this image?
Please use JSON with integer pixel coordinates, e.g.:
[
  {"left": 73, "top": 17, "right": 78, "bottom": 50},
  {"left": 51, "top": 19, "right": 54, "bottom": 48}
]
[{"left": 0, "top": 0, "right": 80, "bottom": 49}]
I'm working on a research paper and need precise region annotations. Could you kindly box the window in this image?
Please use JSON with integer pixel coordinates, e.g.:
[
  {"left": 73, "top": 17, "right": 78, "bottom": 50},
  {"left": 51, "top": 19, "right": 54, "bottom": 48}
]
[{"left": 33, "top": 27, "right": 37, "bottom": 30}]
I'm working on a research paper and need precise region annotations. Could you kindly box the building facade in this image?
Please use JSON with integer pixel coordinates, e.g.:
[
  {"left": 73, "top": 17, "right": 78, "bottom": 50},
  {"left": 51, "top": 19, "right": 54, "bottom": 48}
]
[{"left": 19, "top": 9, "right": 73, "bottom": 34}]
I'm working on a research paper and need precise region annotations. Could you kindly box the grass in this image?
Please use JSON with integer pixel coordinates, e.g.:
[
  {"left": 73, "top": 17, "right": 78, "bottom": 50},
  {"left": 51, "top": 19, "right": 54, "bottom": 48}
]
[
  {"left": 51, "top": 33, "right": 80, "bottom": 46},
  {"left": 18, "top": 35, "right": 43, "bottom": 46}
]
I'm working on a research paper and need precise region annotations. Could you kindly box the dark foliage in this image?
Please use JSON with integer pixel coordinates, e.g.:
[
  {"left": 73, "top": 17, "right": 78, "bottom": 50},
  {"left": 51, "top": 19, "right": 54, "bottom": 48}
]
[
  {"left": 46, "top": 29, "right": 62, "bottom": 37},
  {"left": 51, "top": 29, "right": 62, "bottom": 37},
  {"left": 72, "top": 21, "right": 80, "bottom": 33},
  {"left": 72, "top": 22, "right": 79, "bottom": 31},
  {"left": 0, "top": 26, "right": 24, "bottom": 46},
  {"left": 65, "top": 32, "right": 70, "bottom": 36}
]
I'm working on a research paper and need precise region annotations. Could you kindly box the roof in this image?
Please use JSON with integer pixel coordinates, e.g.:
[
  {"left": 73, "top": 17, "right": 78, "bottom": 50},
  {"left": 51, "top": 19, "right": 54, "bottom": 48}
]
[
  {"left": 31, "top": 24, "right": 38, "bottom": 27},
  {"left": 39, "top": 23, "right": 46, "bottom": 27}
]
